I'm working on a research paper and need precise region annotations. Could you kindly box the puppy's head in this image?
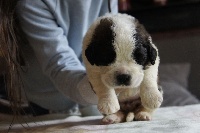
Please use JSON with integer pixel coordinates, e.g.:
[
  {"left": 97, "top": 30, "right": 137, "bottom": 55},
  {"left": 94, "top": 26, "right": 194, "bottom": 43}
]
[{"left": 83, "top": 14, "right": 158, "bottom": 89}]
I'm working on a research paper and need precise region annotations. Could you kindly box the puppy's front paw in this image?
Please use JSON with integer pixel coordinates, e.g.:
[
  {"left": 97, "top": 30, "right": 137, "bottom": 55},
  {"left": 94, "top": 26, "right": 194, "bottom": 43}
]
[
  {"left": 142, "top": 92, "right": 163, "bottom": 110},
  {"left": 101, "top": 111, "right": 125, "bottom": 124},
  {"left": 141, "top": 86, "right": 163, "bottom": 110},
  {"left": 98, "top": 97, "right": 120, "bottom": 115},
  {"left": 135, "top": 111, "right": 152, "bottom": 121}
]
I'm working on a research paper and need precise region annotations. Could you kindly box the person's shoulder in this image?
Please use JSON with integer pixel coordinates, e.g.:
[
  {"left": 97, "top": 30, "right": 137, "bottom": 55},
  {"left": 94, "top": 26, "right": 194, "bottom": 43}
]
[
  {"left": 18, "top": 0, "right": 57, "bottom": 7},
  {"left": 17, "top": 0, "right": 57, "bottom": 12}
]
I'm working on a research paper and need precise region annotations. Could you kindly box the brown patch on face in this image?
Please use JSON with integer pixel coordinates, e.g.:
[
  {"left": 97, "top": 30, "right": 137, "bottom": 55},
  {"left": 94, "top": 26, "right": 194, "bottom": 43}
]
[{"left": 85, "top": 18, "right": 116, "bottom": 66}]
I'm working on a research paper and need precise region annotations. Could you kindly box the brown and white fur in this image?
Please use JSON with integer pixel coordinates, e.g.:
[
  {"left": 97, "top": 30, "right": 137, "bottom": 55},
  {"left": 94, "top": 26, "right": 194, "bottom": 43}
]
[{"left": 82, "top": 13, "right": 163, "bottom": 124}]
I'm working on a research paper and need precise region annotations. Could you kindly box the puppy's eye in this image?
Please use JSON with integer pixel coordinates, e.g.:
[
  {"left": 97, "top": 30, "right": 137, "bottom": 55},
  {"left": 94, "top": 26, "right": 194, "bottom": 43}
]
[{"left": 133, "top": 46, "right": 147, "bottom": 66}]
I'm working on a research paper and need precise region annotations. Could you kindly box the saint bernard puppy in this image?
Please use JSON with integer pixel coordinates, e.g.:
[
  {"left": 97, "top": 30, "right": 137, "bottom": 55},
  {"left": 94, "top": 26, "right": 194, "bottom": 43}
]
[{"left": 82, "top": 13, "right": 163, "bottom": 124}]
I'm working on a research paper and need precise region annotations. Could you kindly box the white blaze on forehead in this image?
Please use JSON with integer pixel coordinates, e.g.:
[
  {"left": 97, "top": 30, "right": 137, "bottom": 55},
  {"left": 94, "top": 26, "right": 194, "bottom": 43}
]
[{"left": 110, "top": 14, "right": 137, "bottom": 63}]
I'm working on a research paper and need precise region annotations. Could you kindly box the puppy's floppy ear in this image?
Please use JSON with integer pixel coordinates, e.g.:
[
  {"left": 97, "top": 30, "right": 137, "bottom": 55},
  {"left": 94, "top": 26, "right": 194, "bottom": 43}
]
[
  {"left": 133, "top": 19, "right": 157, "bottom": 68},
  {"left": 85, "top": 18, "right": 116, "bottom": 66},
  {"left": 146, "top": 37, "right": 157, "bottom": 65}
]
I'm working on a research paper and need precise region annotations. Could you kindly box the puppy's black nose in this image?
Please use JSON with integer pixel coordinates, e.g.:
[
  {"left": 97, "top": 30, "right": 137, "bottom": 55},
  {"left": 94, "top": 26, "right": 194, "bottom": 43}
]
[{"left": 116, "top": 74, "right": 131, "bottom": 86}]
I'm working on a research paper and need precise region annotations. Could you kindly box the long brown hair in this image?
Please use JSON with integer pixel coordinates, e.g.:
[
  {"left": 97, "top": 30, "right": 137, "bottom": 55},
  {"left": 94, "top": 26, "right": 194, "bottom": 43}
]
[{"left": 0, "top": 0, "right": 25, "bottom": 118}]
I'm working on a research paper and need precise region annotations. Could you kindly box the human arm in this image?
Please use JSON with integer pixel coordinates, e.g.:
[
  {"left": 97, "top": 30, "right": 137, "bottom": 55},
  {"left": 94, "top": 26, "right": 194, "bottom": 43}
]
[{"left": 16, "top": 0, "right": 97, "bottom": 105}]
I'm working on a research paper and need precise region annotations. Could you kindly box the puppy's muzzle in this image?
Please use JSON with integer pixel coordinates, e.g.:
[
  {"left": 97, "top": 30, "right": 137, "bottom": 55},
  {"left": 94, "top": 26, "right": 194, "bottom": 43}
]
[{"left": 116, "top": 74, "right": 131, "bottom": 86}]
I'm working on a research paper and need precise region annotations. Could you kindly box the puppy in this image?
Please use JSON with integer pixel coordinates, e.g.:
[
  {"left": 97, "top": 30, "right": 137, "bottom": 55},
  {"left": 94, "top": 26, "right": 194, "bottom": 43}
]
[{"left": 82, "top": 13, "right": 163, "bottom": 123}]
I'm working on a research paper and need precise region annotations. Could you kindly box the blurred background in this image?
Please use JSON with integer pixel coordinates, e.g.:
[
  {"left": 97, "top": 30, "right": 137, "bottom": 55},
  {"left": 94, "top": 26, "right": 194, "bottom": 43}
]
[{"left": 119, "top": 0, "right": 200, "bottom": 32}]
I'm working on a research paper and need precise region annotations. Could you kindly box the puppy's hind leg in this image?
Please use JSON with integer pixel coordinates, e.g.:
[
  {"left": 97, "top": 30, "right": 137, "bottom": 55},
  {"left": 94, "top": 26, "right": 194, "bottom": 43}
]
[
  {"left": 126, "top": 112, "right": 135, "bottom": 122},
  {"left": 101, "top": 110, "right": 126, "bottom": 124}
]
